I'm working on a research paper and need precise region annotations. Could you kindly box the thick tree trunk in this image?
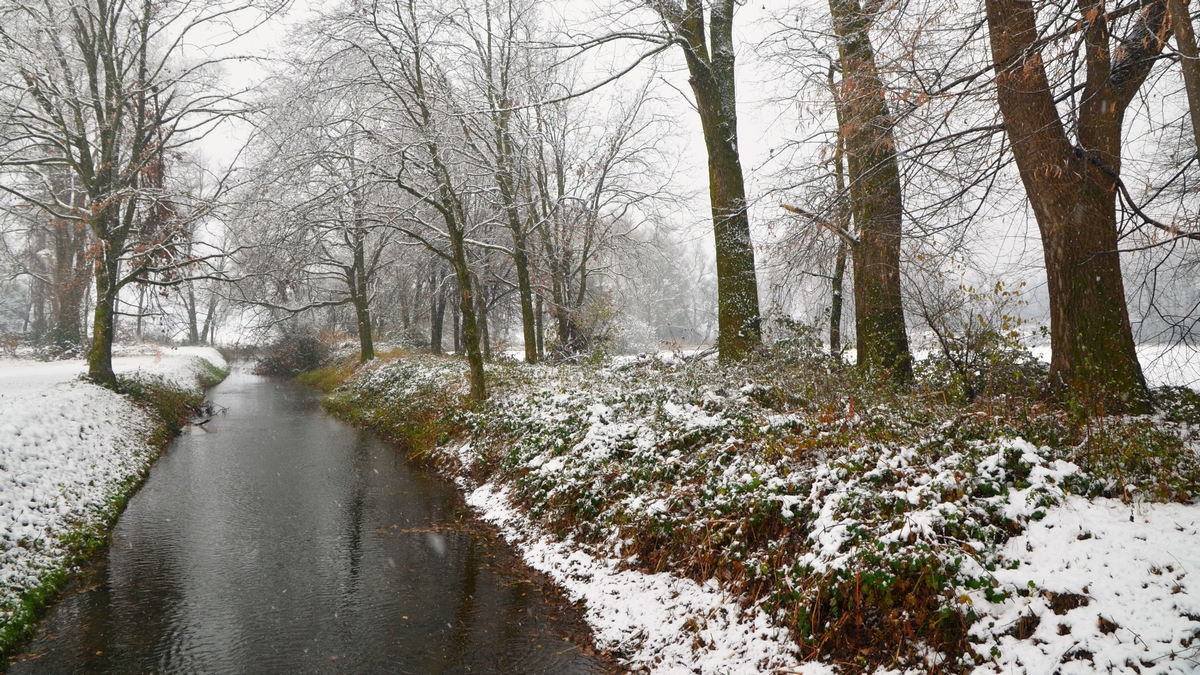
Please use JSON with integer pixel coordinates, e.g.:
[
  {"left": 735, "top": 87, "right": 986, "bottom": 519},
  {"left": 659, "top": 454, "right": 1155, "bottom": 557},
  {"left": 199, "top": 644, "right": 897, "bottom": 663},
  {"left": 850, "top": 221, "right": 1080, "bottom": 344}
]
[
  {"left": 1041, "top": 192, "right": 1144, "bottom": 406},
  {"left": 88, "top": 257, "right": 119, "bottom": 389},
  {"left": 830, "top": 0, "right": 913, "bottom": 385},
  {"left": 985, "top": 0, "right": 1157, "bottom": 411},
  {"left": 659, "top": 0, "right": 761, "bottom": 360}
]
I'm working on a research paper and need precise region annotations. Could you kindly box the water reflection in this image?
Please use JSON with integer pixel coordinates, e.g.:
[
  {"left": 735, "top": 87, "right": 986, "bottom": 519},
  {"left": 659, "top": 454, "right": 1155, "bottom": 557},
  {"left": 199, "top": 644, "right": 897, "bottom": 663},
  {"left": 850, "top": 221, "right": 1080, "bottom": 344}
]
[{"left": 10, "top": 372, "right": 608, "bottom": 674}]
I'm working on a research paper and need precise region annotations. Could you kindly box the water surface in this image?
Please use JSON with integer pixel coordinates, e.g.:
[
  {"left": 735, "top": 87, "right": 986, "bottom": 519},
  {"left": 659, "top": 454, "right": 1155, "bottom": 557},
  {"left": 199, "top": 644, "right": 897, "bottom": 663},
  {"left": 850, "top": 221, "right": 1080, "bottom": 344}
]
[{"left": 10, "top": 372, "right": 609, "bottom": 675}]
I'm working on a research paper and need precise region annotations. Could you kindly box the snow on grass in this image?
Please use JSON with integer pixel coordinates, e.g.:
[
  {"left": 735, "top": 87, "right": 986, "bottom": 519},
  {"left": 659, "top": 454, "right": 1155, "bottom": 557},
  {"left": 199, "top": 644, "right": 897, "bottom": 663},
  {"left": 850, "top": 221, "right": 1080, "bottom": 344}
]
[
  {"left": 0, "top": 346, "right": 226, "bottom": 629},
  {"left": 968, "top": 497, "right": 1200, "bottom": 674},
  {"left": 466, "top": 482, "right": 823, "bottom": 675},
  {"left": 330, "top": 347, "right": 1200, "bottom": 673}
]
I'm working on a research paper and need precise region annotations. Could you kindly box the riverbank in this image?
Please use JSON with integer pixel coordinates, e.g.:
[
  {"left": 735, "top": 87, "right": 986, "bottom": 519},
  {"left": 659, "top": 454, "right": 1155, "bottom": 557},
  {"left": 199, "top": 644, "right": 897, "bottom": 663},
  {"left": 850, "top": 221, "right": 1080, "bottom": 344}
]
[
  {"left": 0, "top": 346, "right": 228, "bottom": 660},
  {"left": 324, "top": 350, "right": 1200, "bottom": 674}
]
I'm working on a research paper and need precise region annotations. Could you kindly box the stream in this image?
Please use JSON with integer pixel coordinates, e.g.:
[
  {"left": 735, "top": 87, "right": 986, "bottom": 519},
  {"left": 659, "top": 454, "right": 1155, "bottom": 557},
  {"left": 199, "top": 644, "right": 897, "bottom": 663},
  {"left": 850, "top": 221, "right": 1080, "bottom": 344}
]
[{"left": 9, "top": 372, "right": 611, "bottom": 674}]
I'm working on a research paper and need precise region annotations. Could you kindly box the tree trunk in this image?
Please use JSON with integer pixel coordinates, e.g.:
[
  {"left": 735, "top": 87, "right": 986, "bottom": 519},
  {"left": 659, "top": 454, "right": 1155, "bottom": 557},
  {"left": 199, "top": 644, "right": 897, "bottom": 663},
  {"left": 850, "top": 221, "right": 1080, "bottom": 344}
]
[
  {"left": 186, "top": 282, "right": 200, "bottom": 345},
  {"left": 88, "top": 255, "right": 119, "bottom": 389},
  {"left": 513, "top": 240, "right": 537, "bottom": 362},
  {"left": 1168, "top": 0, "right": 1200, "bottom": 154},
  {"left": 453, "top": 295, "right": 462, "bottom": 356},
  {"left": 429, "top": 266, "right": 444, "bottom": 353},
  {"left": 475, "top": 275, "right": 491, "bottom": 361},
  {"left": 831, "top": 242, "right": 847, "bottom": 357},
  {"left": 830, "top": 97, "right": 850, "bottom": 360},
  {"left": 535, "top": 293, "right": 545, "bottom": 359},
  {"left": 49, "top": 217, "right": 88, "bottom": 346},
  {"left": 656, "top": 0, "right": 761, "bottom": 360},
  {"left": 201, "top": 293, "right": 217, "bottom": 344},
  {"left": 830, "top": 0, "right": 913, "bottom": 385},
  {"left": 350, "top": 232, "right": 374, "bottom": 362},
  {"left": 449, "top": 248, "right": 485, "bottom": 398},
  {"left": 353, "top": 293, "right": 375, "bottom": 362},
  {"left": 431, "top": 271, "right": 446, "bottom": 355},
  {"left": 985, "top": 0, "right": 1158, "bottom": 411}
]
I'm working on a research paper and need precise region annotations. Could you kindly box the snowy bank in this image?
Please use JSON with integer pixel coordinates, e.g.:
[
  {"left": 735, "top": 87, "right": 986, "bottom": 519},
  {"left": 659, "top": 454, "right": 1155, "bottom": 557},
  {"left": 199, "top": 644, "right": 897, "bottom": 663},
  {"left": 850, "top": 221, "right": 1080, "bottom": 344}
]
[
  {"left": 465, "top": 481, "right": 816, "bottom": 675},
  {"left": 327, "top": 350, "right": 1200, "bottom": 674},
  {"left": 0, "top": 346, "right": 227, "bottom": 653}
]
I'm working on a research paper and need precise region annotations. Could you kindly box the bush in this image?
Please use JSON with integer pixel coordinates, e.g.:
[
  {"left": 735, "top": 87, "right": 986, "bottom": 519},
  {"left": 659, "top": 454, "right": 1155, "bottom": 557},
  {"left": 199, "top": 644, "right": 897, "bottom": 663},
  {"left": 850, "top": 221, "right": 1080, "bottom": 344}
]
[{"left": 254, "top": 332, "right": 329, "bottom": 375}]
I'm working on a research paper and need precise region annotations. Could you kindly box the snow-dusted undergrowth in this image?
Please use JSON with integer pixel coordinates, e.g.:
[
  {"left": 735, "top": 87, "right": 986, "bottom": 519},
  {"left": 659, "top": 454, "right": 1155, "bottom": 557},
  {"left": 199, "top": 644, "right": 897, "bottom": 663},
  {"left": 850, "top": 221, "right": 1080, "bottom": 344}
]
[
  {"left": 330, "top": 350, "right": 1200, "bottom": 674},
  {"left": 0, "top": 347, "right": 227, "bottom": 646}
]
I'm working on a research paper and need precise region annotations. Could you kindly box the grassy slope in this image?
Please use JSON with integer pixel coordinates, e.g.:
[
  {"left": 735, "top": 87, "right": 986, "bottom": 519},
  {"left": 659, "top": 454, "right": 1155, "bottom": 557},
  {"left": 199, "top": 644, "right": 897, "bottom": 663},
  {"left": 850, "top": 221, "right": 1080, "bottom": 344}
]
[
  {"left": 0, "top": 359, "right": 228, "bottom": 663},
  {"left": 322, "top": 349, "right": 1200, "bottom": 673}
]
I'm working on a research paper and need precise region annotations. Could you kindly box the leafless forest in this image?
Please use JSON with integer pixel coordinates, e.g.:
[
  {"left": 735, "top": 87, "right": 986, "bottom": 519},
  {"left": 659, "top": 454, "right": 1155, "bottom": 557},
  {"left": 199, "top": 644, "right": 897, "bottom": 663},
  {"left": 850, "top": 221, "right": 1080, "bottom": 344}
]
[{"left": 2, "top": 0, "right": 1199, "bottom": 408}]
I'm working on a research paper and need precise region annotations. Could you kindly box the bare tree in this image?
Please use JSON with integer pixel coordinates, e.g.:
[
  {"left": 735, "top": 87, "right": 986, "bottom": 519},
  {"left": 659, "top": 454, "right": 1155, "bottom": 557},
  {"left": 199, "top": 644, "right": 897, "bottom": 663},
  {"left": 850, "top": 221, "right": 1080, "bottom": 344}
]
[
  {"left": 0, "top": 0, "right": 274, "bottom": 386},
  {"left": 984, "top": 0, "right": 1164, "bottom": 410},
  {"left": 594, "top": 0, "right": 762, "bottom": 360},
  {"left": 325, "top": 0, "right": 489, "bottom": 399},
  {"left": 826, "top": 0, "right": 914, "bottom": 384}
]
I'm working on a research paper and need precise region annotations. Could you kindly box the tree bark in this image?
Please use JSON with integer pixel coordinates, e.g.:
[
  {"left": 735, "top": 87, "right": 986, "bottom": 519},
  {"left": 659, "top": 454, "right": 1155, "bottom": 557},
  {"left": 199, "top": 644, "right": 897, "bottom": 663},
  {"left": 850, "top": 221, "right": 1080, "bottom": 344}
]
[
  {"left": 475, "top": 275, "right": 491, "bottom": 361},
  {"left": 651, "top": 0, "right": 761, "bottom": 360},
  {"left": 350, "top": 234, "right": 374, "bottom": 362},
  {"left": 829, "top": 0, "right": 913, "bottom": 385},
  {"left": 985, "top": 0, "right": 1157, "bottom": 411},
  {"left": 88, "top": 246, "right": 119, "bottom": 389},
  {"left": 430, "top": 269, "right": 446, "bottom": 354},
  {"left": 831, "top": 242, "right": 847, "bottom": 357},
  {"left": 1168, "top": 0, "right": 1200, "bottom": 153},
  {"left": 512, "top": 236, "right": 537, "bottom": 362},
  {"left": 186, "top": 282, "right": 201, "bottom": 345},
  {"left": 535, "top": 293, "right": 545, "bottom": 359},
  {"left": 201, "top": 293, "right": 217, "bottom": 344}
]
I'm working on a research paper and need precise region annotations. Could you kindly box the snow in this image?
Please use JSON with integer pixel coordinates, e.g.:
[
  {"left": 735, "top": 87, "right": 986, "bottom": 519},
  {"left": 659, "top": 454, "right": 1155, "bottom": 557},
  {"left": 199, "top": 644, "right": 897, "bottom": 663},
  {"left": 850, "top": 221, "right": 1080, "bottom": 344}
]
[
  {"left": 0, "top": 346, "right": 226, "bottom": 623},
  {"left": 466, "top": 481, "right": 832, "bottom": 675},
  {"left": 1027, "top": 343, "right": 1200, "bottom": 388},
  {"left": 336, "top": 347, "right": 1200, "bottom": 674},
  {"left": 969, "top": 497, "right": 1200, "bottom": 674}
]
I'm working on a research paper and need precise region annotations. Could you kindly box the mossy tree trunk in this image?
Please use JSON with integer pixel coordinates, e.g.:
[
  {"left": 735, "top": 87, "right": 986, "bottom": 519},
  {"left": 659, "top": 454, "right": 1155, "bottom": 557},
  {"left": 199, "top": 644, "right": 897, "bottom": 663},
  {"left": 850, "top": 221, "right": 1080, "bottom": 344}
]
[
  {"left": 829, "top": 0, "right": 913, "bottom": 385},
  {"left": 649, "top": 0, "right": 761, "bottom": 360},
  {"left": 985, "top": 0, "right": 1159, "bottom": 411}
]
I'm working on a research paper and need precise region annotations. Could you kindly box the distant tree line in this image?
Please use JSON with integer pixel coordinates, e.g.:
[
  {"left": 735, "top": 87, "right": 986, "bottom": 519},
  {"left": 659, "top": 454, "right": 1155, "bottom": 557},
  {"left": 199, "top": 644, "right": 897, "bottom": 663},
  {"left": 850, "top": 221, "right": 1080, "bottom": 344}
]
[{"left": 1, "top": 0, "right": 1198, "bottom": 413}]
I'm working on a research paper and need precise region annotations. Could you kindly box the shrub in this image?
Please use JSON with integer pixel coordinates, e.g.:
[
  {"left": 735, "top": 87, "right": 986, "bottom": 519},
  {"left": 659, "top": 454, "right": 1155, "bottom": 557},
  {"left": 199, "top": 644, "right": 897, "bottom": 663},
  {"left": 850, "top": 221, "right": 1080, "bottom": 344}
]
[{"left": 254, "top": 332, "right": 329, "bottom": 375}]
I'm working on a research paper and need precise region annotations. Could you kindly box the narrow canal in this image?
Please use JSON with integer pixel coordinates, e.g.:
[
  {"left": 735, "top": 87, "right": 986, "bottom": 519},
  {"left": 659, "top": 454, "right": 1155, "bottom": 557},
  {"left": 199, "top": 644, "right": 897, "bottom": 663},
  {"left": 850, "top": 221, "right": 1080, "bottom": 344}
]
[{"left": 10, "top": 372, "right": 613, "bottom": 674}]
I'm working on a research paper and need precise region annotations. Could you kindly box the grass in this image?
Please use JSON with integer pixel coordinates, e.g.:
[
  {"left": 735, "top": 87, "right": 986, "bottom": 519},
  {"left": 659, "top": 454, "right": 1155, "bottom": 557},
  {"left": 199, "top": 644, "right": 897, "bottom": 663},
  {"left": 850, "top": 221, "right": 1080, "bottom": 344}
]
[
  {"left": 0, "top": 362, "right": 227, "bottom": 664},
  {"left": 319, "top": 346, "right": 1200, "bottom": 673}
]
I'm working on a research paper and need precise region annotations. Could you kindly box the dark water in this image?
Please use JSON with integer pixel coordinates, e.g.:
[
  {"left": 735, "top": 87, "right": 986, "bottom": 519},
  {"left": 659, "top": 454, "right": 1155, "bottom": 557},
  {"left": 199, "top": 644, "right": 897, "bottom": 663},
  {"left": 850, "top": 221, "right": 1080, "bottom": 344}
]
[{"left": 10, "top": 373, "right": 609, "bottom": 675}]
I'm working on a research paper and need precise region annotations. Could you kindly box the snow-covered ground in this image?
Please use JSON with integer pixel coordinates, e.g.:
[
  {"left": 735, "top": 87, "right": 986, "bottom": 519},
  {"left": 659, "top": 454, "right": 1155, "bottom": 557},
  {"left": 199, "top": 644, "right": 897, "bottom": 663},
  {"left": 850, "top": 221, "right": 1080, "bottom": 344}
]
[
  {"left": 0, "top": 346, "right": 226, "bottom": 627},
  {"left": 466, "top": 481, "right": 825, "bottom": 675},
  {"left": 334, "top": 347, "right": 1200, "bottom": 675},
  {"left": 976, "top": 496, "right": 1200, "bottom": 674}
]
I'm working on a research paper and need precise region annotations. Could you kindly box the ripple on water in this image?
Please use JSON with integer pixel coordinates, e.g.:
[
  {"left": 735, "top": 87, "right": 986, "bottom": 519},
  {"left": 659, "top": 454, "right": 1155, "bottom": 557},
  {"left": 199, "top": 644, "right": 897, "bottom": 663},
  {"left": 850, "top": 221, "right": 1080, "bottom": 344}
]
[{"left": 10, "top": 372, "right": 613, "bottom": 675}]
